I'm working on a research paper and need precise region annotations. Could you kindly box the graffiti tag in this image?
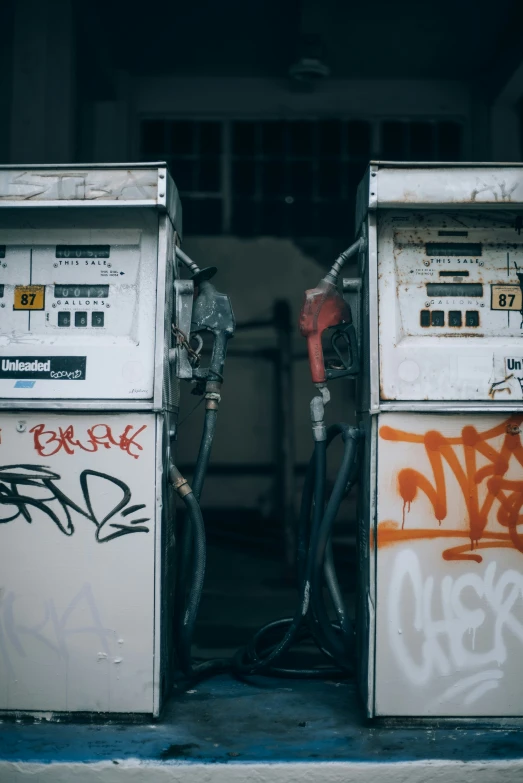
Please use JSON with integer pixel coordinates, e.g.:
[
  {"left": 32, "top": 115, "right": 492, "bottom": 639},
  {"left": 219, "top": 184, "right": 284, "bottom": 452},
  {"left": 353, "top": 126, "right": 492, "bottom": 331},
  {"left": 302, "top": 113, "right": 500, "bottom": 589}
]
[
  {"left": 379, "top": 415, "right": 523, "bottom": 561},
  {"left": 388, "top": 549, "right": 523, "bottom": 706},
  {"left": 30, "top": 423, "right": 147, "bottom": 459},
  {"left": 0, "top": 583, "right": 114, "bottom": 677},
  {"left": 0, "top": 464, "right": 150, "bottom": 542}
]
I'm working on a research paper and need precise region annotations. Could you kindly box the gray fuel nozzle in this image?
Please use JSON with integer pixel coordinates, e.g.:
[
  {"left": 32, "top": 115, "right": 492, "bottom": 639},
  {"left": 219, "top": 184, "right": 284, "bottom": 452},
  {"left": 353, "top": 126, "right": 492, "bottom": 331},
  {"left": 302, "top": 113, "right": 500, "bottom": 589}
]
[{"left": 175, "top": 247, "right": 235, "bottom": 393}]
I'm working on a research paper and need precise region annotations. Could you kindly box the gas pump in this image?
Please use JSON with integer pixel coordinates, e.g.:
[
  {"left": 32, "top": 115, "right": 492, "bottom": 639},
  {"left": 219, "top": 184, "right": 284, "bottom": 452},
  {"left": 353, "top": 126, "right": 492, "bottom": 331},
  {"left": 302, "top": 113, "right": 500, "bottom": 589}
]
[
  {"left": 356, "top": 163, "right": 523, "bottom": 718},
  {"left": 0, "top": 164, "right": 190, "bottom": 718}
]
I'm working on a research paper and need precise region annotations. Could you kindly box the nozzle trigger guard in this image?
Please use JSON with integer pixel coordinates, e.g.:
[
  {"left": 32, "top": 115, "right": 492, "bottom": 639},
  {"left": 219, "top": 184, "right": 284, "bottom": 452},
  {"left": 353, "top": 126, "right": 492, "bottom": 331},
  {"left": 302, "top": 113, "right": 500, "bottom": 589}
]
[{"left": 325, "top": 322, "right": 359, "bottom": 380}]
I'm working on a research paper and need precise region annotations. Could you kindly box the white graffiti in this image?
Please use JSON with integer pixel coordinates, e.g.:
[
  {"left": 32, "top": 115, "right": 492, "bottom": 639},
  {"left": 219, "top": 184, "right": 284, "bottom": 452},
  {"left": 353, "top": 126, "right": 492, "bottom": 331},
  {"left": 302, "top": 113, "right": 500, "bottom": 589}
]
[
  {"left": 0, "top": 583, "right": 114, "bottom": 677},
  {"left": 388, "top": 549, "right": 523, "bottom": 704}
]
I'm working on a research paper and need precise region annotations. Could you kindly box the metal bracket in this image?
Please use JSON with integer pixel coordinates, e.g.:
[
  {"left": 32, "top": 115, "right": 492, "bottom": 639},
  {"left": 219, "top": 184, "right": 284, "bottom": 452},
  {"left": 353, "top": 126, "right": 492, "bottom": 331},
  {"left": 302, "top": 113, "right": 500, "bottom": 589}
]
[{"left": 173, "top": 279, "right": 194, "bottom": 379}]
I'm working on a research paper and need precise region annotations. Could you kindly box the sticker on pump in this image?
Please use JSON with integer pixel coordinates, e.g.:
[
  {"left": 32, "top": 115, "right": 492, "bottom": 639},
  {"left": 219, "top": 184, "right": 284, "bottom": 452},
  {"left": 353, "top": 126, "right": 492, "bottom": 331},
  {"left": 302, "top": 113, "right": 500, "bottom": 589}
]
[
  {"left": 491, "top": 284, "right": 522, "bottom": 311},
  {"left": 0, "top": 356, "right": 86, "bottom": 380},
  {"left": 14, "top": 285, "right": 45, "bottom": 310}
]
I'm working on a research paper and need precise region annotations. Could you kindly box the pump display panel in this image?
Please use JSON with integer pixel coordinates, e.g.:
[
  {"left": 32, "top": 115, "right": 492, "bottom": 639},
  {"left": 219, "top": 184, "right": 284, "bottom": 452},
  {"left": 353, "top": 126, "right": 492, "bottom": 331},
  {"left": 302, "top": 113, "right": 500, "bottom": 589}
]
[
  {"left": 378, "top": 212, "right": 523, "bottom": 401},
  {"left": 0, "top": 216, "right": 159, "bottom": 401}
]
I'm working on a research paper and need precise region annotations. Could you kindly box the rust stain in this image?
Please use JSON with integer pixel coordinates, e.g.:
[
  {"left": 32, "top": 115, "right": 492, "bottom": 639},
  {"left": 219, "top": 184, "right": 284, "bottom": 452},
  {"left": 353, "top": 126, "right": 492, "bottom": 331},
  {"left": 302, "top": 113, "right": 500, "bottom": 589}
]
[
  {"left": 379, "top": 415, "right": 523, "bottom": 562},
  {"left": 489, "top": 374, "right": 514, "bottom": 399}
]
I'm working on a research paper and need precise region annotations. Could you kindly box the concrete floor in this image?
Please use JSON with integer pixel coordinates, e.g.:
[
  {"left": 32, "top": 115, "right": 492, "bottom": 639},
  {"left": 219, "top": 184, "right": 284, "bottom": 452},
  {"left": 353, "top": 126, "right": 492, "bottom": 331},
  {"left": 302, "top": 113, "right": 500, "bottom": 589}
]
[{"left": 2, "top": 676, "right": 523, "bottom": 781}]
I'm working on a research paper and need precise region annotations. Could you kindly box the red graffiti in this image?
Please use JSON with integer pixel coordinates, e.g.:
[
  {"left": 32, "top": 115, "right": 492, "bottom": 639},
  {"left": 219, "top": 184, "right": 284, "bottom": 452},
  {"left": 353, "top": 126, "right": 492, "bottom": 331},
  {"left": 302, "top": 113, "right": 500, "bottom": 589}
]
[
  {"left": 29, "top": 423, "right": 147, "bottom": 460},
  {"left": 378, "top": 415, "right": 523, "bottom": 562}
]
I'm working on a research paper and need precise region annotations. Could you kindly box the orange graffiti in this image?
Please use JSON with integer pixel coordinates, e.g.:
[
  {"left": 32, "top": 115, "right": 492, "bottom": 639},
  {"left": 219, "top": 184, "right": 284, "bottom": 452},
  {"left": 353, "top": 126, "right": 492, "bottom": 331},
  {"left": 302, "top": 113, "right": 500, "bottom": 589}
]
[{"left": 378, "top": 416, "right": 523, "bottom": 562}]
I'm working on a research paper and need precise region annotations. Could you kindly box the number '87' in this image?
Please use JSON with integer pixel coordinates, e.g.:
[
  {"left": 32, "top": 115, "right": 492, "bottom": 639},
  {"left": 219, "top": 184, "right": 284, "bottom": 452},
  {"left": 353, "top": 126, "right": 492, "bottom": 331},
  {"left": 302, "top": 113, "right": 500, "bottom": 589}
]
[{"left": 499, "top": 293, "right": 516, "bottom": 307}]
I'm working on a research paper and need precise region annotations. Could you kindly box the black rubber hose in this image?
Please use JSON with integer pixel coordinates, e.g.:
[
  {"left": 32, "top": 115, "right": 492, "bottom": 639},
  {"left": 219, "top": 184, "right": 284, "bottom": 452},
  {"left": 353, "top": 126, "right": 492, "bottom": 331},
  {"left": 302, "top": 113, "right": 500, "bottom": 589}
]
[
  {"left": 305, "top": 428, "right": 350, "bottom": 660},
  {"left": 192, "top": 407, "right": 218, "bottom": 503},
  {"left": 174, "top": 405, "right": 217, "bottom": 663},
  {"left": 233, "top": 425, "right": 360, "bottom": 678},
  {"left": 310, "top": 427, "right": 359, "bottom": 664},
  {"left": 174, "top": 485, "right": 207, "bottom": 677},
  {"left": 174, "top": 418, "right": 360, "bottom": 682},
  {"left": 304, "top": 440, "right": 342, "bottom": 663},
  {"left": 172, "top": 404, "right": 229, "bottom": 682},
  {"left": 171, "top": 468, "right": 231, "bottom": 682},
  {"left": 233, "top": 443, "right": 326, "bottom": 676},
  {"left": 237, "top": 617, "right": 343, "bottom": 679},
  {"left": 324, "top": 539, "right": 347, "bottom": 632}
]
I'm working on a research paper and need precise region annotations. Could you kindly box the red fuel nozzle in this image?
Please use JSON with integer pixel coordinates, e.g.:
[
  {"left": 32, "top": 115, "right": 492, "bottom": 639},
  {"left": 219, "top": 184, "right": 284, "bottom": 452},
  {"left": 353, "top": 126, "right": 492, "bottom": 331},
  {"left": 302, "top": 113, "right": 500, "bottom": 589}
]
[
  {"left": 299, "top": 278, "right": 355, "bottom": 384},
  {"left": 299, "top": 239, "right": 363, "bottom": 385}
]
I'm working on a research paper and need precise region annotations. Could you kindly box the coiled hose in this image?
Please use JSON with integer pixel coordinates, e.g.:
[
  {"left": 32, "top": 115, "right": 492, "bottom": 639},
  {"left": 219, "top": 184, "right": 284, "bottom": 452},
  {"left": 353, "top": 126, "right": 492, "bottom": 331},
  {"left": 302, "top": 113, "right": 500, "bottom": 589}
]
[{"left": 233, "top": 423, "right": 361, "bottom": 678}]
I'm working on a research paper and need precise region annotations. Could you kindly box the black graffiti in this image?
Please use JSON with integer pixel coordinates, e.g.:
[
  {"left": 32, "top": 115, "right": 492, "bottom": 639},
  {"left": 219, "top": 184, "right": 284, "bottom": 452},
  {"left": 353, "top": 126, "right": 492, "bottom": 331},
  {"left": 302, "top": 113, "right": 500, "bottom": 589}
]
[
  {"left": 0, "top": 465, "right": 150, "bottom": 543},
  {"left": 514, "top": 260, "right": 523, "bottom": 329}
]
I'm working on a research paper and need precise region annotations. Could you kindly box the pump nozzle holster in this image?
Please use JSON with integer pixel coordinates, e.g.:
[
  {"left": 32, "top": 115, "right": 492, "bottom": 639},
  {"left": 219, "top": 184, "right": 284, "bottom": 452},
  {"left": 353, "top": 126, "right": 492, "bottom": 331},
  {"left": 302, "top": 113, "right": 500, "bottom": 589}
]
[
  {"left": 299, "top": 278, "right": 359, "bottom": 384},
  {"left": 190, "top": 280, "right": 235, "bottom": 387}
]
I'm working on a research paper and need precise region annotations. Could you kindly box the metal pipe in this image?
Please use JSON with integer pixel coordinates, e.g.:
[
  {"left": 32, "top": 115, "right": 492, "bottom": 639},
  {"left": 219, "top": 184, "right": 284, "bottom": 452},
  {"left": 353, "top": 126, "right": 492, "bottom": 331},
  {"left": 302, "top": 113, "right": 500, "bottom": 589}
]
[{"left": 175, "top": 246, "right": 200, "bottom": 276}]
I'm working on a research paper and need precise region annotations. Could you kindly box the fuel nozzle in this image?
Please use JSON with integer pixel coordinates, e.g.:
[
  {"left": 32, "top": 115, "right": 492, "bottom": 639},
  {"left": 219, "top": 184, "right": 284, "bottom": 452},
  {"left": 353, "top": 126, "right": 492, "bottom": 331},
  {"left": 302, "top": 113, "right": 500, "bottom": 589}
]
[
  {"left": 299, "top": 237, "right": 365, "bottom": 385},
  {"left": 176, "top": 246, "right": 218, "bottom": 287},
  {"left": 175, "top": 248, "right": 235, "bottom": 396}
]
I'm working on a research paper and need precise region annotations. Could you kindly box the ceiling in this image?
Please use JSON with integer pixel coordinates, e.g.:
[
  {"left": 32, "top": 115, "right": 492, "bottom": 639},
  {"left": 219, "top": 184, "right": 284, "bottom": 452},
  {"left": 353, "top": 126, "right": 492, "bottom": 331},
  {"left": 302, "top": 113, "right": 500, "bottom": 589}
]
[{"left": 88, "top": 0, "right": 522, "bottom": 83}]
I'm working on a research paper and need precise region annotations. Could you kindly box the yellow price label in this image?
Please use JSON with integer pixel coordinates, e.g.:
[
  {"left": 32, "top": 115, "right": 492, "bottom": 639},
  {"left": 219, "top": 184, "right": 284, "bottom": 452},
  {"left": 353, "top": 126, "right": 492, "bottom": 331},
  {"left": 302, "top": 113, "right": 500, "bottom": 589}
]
[
  {"left": 14, "top": 285, "right": 45, "bottom": 310},
  {"left": 491, "top": 284, "right": 522, "bottom": 311}
]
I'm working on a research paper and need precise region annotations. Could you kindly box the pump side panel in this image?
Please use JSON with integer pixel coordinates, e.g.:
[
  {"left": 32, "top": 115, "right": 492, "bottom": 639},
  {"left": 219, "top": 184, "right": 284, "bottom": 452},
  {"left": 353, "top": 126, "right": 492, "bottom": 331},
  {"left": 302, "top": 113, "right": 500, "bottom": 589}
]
[
  {"left": 0, "top": 412, "right": 156, "bottom": 714},
  {"left": 375, "top": 411, "right": 523, "bottom": 717}
]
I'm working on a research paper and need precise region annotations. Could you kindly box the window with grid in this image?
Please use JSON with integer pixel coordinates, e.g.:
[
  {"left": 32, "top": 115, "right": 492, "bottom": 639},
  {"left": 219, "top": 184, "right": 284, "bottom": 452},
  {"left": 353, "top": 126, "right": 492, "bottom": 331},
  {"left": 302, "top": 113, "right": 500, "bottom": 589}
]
[{"left": 141, "top": 118, "right": 463, "bottom": 237}]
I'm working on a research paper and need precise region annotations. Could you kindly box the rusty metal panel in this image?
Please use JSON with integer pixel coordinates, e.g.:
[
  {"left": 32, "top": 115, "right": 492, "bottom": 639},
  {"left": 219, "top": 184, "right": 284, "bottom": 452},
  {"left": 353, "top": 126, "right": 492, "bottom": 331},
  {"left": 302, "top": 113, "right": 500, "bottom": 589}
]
[
  {"left": 375, "top": 411, "right": 523, "bottom": 717},
  {"left": 0, "top": 168, "right": 157, "bottom": 202},
  {"left": 0, "top": 165, "right": 181, "bottom": 228},
  {"left": 376, "top": 165, "right": 523, "bottom": 209}
]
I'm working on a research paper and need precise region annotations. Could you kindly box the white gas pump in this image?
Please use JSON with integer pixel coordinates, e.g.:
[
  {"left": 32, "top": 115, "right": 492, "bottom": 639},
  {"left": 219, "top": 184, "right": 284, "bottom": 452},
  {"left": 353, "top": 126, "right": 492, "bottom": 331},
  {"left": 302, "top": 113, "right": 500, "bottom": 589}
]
[
  {"left": 0, "top": 164, "right": 188, "bottom": 718},
  {"left": 356, "top": 163, "right": 523, "bottom": 718}
]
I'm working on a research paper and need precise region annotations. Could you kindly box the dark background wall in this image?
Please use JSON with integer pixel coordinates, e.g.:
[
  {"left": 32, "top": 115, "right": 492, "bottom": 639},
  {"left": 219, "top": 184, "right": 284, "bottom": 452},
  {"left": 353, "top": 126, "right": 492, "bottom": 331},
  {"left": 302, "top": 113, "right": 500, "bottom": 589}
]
[{"left": 3, "top": 0, "right": 523, "bottom": 542}]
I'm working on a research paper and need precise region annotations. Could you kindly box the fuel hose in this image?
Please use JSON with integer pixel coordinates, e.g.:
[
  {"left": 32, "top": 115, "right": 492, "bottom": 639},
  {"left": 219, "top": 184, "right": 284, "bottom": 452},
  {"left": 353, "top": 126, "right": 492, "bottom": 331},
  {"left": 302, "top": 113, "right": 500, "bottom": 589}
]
[
  {"left": 170, "top": 462, "right": 230, "bottom": 681},
  {"left": 174, "top": 403, "right": 217, "bottom": 633},
  {"left": 233, "top": 423, "right": 361, "bottom": 678}
]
